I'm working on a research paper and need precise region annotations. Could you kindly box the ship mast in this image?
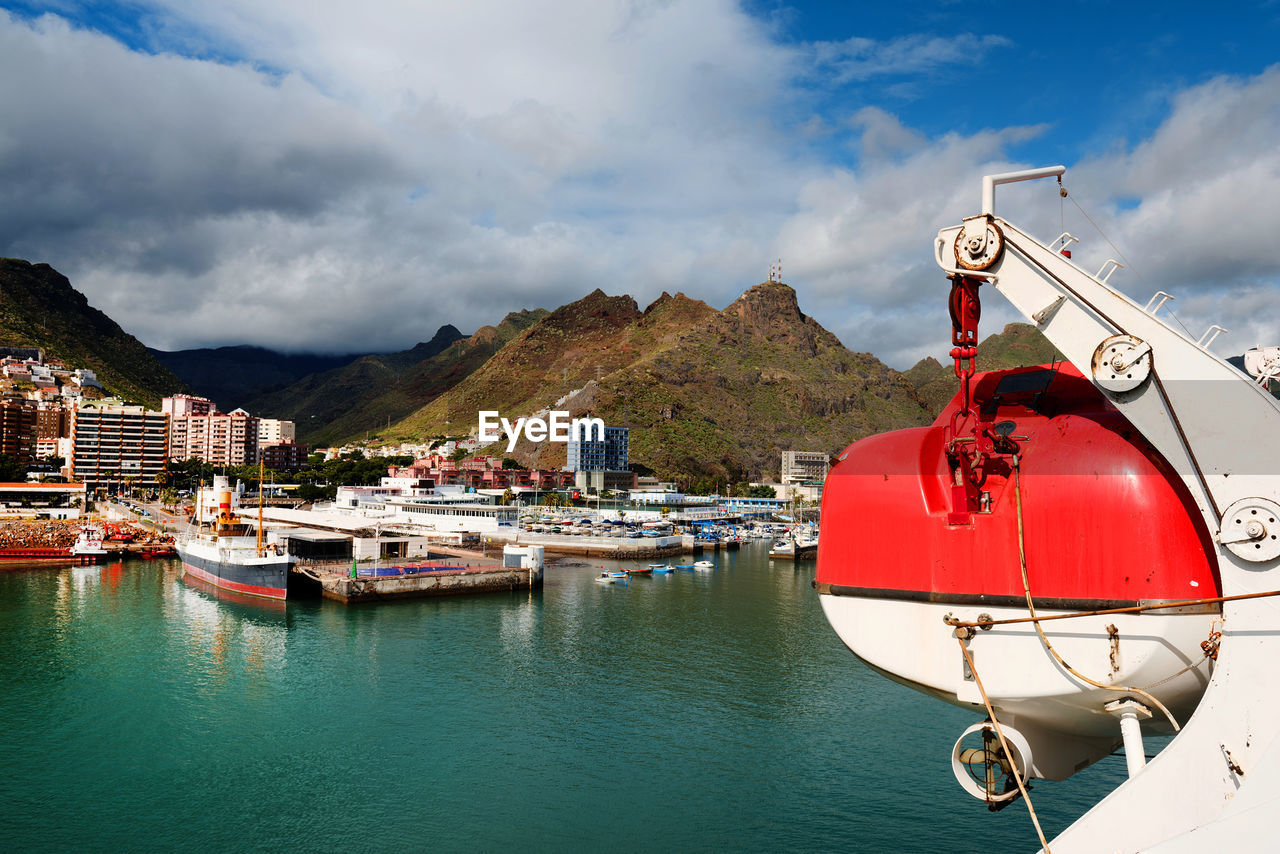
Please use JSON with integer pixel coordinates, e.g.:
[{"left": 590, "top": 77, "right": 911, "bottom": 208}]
[{"left": 256, "top": 459, "right": 264, "bottom": 557}]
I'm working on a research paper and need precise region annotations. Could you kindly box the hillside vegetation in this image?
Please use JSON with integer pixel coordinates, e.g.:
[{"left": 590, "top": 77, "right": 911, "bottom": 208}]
[
  {"left": 905, "top": 323, "right": 1061, "bottom": 416},
  {"left": 0, "top": 259, "right": 184, "bottom": 406},
  {"left": 386, "top": 283, "right": 931, "bottom": 483}
]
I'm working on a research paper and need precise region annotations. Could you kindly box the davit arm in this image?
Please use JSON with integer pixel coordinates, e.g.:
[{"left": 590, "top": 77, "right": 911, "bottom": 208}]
[{"left": 934, "top": 167, "right": 1280, "bottom": 852}]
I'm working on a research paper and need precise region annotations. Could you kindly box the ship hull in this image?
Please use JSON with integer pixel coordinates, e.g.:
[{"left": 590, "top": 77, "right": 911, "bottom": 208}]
[{"left": 177, "top": 539, "right": 293, "bottom": 600}]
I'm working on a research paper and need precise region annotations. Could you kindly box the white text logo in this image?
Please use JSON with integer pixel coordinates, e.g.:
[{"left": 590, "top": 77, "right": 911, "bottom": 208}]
[{"left": 478, "top": 410, "right": 605, "bottom": 453}]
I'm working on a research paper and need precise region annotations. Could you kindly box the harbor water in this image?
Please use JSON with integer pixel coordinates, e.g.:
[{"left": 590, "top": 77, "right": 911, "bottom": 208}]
[{"left": 1, "top": 545, "right": 1131, "bottom": 851}]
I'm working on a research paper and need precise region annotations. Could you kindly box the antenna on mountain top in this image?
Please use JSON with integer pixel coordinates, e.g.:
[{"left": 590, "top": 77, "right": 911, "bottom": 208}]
[{"left": 768, "top": 258, "right": 783, "bottom": 283}]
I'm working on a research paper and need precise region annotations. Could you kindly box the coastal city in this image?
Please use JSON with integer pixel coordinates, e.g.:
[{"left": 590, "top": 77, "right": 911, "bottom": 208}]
[
  {"left": 0, "top": 344, "right": 829, "bottom": 601},
  {"left": 6, "top": 3, "right": 1280, "bottom": 853}
]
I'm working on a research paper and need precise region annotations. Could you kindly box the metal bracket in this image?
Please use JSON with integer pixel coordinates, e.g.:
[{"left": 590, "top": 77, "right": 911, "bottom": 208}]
[
  {"left": 1032, "top": 295, "right": 1066, "bottom": 325},
  {"left": 1144, "top": 291, "right": 1174, "bottom": 315}
]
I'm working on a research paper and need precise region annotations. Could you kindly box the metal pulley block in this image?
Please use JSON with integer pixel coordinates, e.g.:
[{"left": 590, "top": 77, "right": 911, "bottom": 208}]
[
  {"left": 953, "top": 215, "right": 1004, "bottom": 271},
  {"left": 1218, "top": 497, "right": 1280, "bottom": 562},
  {"left": 1091, "top": 334, "right": 1152, "bottom": 393}
]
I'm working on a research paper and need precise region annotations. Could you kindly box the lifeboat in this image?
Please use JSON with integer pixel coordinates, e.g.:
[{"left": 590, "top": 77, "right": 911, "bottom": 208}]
[
  {"left": 816, "top": 360, "right": 1221, "bottom": 779},
  {"left": 816, "top": 165, "right": 1280, "bottom": 849}
]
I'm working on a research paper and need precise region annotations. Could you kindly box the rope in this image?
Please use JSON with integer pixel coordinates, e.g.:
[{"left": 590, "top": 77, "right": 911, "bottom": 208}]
[
  {"left": 1062, "top": 188, "right": 1199, "bottom": 340},
  {"left": 1011, "top": 455, "right": 1181, "bottom": 731},
  {"left": 947, "top": 589, "right": 1278, "bottom": 629},
  {"left": 955, "top": 635, "right": 1052, "bottom": 852}
]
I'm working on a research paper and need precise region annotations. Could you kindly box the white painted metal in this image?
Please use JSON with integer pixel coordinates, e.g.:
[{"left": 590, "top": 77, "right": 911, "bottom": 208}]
[
  {"left": 1143, "top": 291, "right": 1174, "bottom": 315},
  {"left": 1198, "top": 325, "right": 1228, "bottom": 349},
  {"left": 1105, "top": 698, "right": 1152, "bottom": 778},
  {"left": 934, "top": 168, "right": 1280, "bottom": 852},
  {"left": 818, "top": 594, "right": 1214, "bottom": 780},
  {"left": 1095, "top": 259, "right": 1123, "bottom": 282},
  {"left": 1243, "top": 346, "right": 1280, "bottom": 386},
  {"left": 1217, "top": 497, "right": 1280, "bottom": 562},
  {"left": 981, "top": 165, "right": 1067, "bottom": 216},
  {"left": 1090, "top": 334, "right": 1152, "bottom": 393},
  {"left": 951, "top": 721, "right": 1033, "bottom": 802}
]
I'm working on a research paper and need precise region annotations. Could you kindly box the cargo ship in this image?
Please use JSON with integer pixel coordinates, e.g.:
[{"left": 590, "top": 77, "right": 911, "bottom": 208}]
[{"left": 177, "top": 485, "right": 296, "bottom": 600}]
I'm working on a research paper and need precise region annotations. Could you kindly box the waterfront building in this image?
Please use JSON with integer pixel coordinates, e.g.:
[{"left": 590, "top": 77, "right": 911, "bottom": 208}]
[
  {"left": 566, "top": 425, "right": 632, "bottom": 493},
  {"left": 387, "top": 455, "right": 574, "bottom": 491},
  {"left": 0, "top": 399, "right": 36, "bottom": 464},
  {"left": 169, "top": 408, "right": 260, "bottom": 467},
  {"left": 69, "top": 403, "right": 169, "bottom": 490},
  {"left": 716, "top": 495, "right": 793, "bottom": 518},
  {"left": 781, "top": 450, "right": 830, "bottom": 485},
  {"left": 575, "top": 469, "right": 637, "bottom": 493},
  {"left": 0, "top": 481, "right": 86, "bottom": 517},
  {"left": 384, "top": 499, "right": 518, "bottom": 533},
  {"left": 566, "top": 425, "right": 629, "bottom": 472}
]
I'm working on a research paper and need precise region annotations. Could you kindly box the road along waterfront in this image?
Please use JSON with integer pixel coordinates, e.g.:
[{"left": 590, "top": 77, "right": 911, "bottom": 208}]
[{"left": 1, "top": 544, "right": 1133, "bottom": 851}]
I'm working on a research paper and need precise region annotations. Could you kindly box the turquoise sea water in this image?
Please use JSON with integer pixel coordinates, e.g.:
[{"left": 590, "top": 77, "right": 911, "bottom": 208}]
[{"left": 1, "top": 546, "right": 1129, "bottom": 852}]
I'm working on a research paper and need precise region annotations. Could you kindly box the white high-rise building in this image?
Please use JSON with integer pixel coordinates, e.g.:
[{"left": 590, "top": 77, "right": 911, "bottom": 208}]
[
  {"left": 781, "top": 450, "right": 830, "bottom": 485},
  {"left": 258, "top": 419, "right": 296, "bottom": 445}
]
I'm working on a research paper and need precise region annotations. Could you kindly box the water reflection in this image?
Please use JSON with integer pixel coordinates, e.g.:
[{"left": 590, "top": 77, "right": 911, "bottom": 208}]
[{"left": 167, "top": 572, "right": 289, "bottom": 686}]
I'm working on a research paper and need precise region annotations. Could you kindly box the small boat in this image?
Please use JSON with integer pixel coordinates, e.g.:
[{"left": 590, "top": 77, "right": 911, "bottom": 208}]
[
  {"left": 594, "top": 572, "right": 617, "bottom": 584},
  {"left": 607, "top": 571, "right": 628, "bottom": 579},
  {"left": 694, "top": 560, "right": 715, "bottom": 570},
  {"left": 0, "top": 526, "right": 109, "bottom": 565},
  {"left": 652, "top": 565, "right": 675, "bottom": 574},
  {"left": 69, "top": 527, "right": 109, "bottom": 563},
  {"left": 674, "top": 564, "right": 696, "bottom": 569},
  {"left": 647, "top": 563, "right": 667, "bottom": 568},
  {"left": 626, "top": 566, "right": 654, "bottom": 575}
]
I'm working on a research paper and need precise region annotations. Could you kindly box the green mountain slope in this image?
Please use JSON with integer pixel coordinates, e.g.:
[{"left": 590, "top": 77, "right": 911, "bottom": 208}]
[
  {"left": 149, "top": 344, "right": 362, "bottom": 412},
  {"left": 253, "top": 311, "right": 546, "bottom": 446},
  {"left": 386, "top": 283, "right": 930, "bottom": 483},
  {"left": 0, "top": 259, "right": 184, "bottom": 406},
  {"left": 905, "top": 322, "right": 1062, "bottom": 416}
]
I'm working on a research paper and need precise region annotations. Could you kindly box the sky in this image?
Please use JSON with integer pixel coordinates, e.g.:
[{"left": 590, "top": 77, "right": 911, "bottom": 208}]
[{"left": 2, "top": 1, "right": 1280, "bottom": 369}]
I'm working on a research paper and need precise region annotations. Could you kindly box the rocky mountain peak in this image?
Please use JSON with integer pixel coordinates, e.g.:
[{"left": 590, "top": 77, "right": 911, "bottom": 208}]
[{"left": 724, "top": 281, "right": 805, "bottom": 327}]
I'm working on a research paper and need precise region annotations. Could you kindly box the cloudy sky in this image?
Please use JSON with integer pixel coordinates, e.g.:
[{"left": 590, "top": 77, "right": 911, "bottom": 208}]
[{"left": 2, "top": 1, "right": 1280, "bottom": 368}]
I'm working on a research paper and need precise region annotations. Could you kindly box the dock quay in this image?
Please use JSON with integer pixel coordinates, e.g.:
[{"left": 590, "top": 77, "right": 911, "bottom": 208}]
[
  {"left": 770, "top": 542, "right": 817, "bottom": 561},
  {"left": 481, "top": 535, "right": 686, "bottom": 560},
  {"left": 298, "top": 544, "right": 545, "bottom": 605}
]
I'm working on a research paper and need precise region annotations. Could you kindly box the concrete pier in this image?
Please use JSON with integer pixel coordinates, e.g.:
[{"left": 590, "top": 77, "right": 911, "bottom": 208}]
[
  {"left": 304, "top": 543, "right": 545, "bottom": 605},
  {"left": 313, "top": 564, "right": 540, "bottom": 604},
  {"left": 481, "top": 532, "right": 685, "bottom": 559}
]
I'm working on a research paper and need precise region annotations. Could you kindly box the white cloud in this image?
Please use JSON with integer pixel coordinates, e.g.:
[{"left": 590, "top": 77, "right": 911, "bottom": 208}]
[
  {"left": 0, "top": 3, "right": 1276, "bottom": 379},
  {"left": 804, "top": 32, "right": 1011, "bottom": 84}
]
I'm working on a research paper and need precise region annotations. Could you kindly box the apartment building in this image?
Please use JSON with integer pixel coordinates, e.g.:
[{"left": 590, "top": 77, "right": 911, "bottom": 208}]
[
  {"left": 258, "top": 419, "right": 296, "bottom": 445},
  {"left": 0, "top": 399, "right": 37, "bottom": 463},
  {"left": 70, "top": 404, "right": 169, "bottom": 490},
  {"left": 169, "top": 408, "right": 260, "bottom": 466}
]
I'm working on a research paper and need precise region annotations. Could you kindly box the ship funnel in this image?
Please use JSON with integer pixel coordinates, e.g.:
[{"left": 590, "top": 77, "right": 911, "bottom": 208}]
[{"left": 951, "top": 722, "right": 1033, "bottom": 806}]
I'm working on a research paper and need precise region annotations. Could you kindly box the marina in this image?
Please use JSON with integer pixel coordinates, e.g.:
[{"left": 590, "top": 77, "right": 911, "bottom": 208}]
[{"left": 0, "top": 543, "right": 1129, "bottom": 851}]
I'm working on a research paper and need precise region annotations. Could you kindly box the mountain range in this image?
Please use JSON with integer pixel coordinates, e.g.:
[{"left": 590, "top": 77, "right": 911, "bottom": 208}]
[{"left": 0, "top": 256, "right": 1069, "bottom": 481}]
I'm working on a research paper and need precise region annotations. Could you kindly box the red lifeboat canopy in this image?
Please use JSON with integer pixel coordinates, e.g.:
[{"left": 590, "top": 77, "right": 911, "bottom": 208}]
[{"left": 817, "top": 363, "right": 1219, "bottom": 608}]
